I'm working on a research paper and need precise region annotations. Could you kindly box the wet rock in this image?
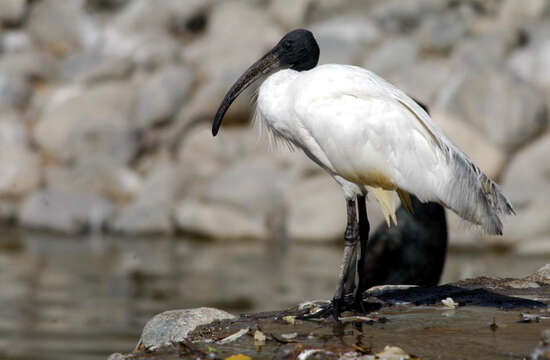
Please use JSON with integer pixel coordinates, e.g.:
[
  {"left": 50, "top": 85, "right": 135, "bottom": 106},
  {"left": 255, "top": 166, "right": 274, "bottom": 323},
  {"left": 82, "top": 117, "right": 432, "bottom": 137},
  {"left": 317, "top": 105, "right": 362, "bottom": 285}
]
[
  {"left": 135, "top": 66, "right": 193, "bottom": 128},
  {"left": 0, "top": 0, "right": 27, "bottom": 25},
  {"left": 525, "top": 263, "right": 550, "bottom": 285},
  {"left": 174, "top": 199, "right": 265, "bottom": 240},
  {"left": 311, "top": 17, "right": 380, "bottom": 65},
  {"left": 110, "top": 204, "right": 172, "bottom": 235},
  {"left": 45, "top": 159, "right": 142, "bottom": 203},
  {"left": 27, "top": 0, "right": 97, "bottom": 55},
  {"left": 34, "top": 81, "right": 138, "bottom": 164},
  {"left": 452, "top": 70, "right": 547, "bottom": 150},
  {"left": 137, "top": 308, "right": 235, "bottom": 350},
  {"left": 508, "top": 39, "right": 550, "bottom": 89},
  {"left": 61, "top": 50, "right": 133, "bottom": 83},
  {"left": 501, "top": 133, "right": 550, "bottom": 207},
  {"left": 19, "top": 188, "right": 114, "bottom": 234},
  {"left": 364, "top": 37, "right": 419, "bottom": 77}
]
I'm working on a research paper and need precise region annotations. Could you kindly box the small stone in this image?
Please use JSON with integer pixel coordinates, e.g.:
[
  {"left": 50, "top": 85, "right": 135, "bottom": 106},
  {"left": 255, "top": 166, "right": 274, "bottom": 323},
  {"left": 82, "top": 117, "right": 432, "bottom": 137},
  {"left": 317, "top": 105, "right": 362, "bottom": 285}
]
[
  {"left": 19, "top": 188, "right": 114, "bottom": 234},
  {"left": 137, "top": 308, "right": 235, "bottom": 350}
]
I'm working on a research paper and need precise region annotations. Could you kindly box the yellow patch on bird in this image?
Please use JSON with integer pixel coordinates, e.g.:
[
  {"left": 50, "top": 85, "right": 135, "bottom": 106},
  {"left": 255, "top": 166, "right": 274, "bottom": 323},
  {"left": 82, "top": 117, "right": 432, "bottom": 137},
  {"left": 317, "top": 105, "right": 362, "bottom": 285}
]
[{"left": 369, "top": 187, "right": 397, "bottom": 227}]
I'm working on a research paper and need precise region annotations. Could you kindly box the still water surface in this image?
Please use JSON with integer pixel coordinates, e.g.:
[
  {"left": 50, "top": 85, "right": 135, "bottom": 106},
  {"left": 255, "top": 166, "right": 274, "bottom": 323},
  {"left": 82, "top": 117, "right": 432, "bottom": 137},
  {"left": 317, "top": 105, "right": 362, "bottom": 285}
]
[{"left": 0, "top": 228, "right": 546, "bottom": 360}]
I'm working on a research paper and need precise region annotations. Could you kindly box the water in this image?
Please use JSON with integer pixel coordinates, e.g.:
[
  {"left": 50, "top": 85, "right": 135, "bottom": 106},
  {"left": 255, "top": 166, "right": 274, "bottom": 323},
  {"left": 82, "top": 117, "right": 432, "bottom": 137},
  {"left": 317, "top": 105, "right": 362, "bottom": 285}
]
[{"left": 0, "top": 228, "right": 546, "bottom": 360}]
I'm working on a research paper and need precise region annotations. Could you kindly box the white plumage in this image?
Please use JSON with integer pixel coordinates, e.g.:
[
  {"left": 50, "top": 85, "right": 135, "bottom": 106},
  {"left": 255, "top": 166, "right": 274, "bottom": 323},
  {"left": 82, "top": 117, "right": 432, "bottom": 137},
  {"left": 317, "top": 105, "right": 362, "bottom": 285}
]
[{"left": 255, "top": 64, "right": 514, "bottom": 234}]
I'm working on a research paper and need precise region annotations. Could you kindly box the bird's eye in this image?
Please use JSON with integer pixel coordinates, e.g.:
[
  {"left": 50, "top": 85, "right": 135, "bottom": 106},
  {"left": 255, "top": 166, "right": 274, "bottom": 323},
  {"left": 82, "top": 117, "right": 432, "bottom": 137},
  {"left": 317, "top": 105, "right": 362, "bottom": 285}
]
[{"left": 282, "top": 40, "right": 292, "bottom": 50}]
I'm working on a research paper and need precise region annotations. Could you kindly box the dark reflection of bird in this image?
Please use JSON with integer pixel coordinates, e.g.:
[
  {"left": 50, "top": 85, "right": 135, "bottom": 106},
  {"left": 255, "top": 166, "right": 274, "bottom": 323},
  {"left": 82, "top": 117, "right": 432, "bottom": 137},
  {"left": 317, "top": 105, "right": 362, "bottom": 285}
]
[
  {"left": 358, "top": 194, "right": 447, "bottom": 292},
  {"left": 211, "top": 29, "right": 514, "bottom": 319}
]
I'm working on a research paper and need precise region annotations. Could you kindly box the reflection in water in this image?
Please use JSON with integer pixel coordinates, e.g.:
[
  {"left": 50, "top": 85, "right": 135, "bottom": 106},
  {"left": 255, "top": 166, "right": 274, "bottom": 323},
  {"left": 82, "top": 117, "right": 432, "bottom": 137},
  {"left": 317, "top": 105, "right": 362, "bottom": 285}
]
[{"left": 0, "top": 228, "right": 546, "bottom": 360}]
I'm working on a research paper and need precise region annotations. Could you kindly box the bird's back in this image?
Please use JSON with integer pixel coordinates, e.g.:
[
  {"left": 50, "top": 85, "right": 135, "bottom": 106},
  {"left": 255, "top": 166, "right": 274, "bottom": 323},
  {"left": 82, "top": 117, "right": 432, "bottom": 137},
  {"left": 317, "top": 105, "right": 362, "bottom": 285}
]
[{"left": 260, "top": 64, "right": 514, "bottom": 234}]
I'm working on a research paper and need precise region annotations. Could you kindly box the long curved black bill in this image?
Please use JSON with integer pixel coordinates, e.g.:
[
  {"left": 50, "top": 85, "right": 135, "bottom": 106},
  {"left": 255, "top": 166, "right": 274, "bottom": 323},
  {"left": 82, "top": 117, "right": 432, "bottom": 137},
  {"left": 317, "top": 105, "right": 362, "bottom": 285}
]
[{"left": 212, "top": 49, "right": 281, "bottom": 136}]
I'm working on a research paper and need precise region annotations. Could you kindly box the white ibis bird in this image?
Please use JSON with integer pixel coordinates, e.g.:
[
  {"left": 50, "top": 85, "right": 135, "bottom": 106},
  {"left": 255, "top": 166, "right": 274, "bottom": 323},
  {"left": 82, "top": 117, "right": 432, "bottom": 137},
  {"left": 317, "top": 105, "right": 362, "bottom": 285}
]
[{"left": 212, "top": 29, "right": 515, "bottom": 318}]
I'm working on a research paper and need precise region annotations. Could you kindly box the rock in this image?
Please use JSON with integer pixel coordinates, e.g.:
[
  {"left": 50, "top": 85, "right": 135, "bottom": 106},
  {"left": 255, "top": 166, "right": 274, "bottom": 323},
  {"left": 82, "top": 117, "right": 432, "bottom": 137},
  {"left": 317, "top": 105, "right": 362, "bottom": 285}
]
[
  {"left": 501, "top": 132, "right": 550, "bottom": 207},
  {"left": 0, "top": 146, "right": 40, "bottom": 197},
  {"left": 135, "top": 160, "right": 184, "bottom": 208},
  {"left": 0, "top": 49, "right": 59, "bottom": 81},
  {"left": 203, "top": 160, "right": 287, "bottom": 216},
  {"left": 137, "top": 308, "right": 235, "bottom": 351},
  {"left": 85, "top": 0, "right": 129, "bottom": 11},
  {"left": 525, "top": 263, "right": 550, "bottom": 284},
  {"left": 61, "top": 50, "right": 133, "bottom": 83},
  {"left": 110, "top": 204, "right": 172, "bottom": 235},
  {"left": 0, "top": 0, "right": 27, "bottom": 25},
  {"left": 364, "top": 37, "right": 419, "bottom": 77},
  {"left": 451, "top": 70, "right": 547, "bottom": 150},
  {"left": 269, "top": 0, "right": 312, "bottom": 28},
  {"left": 311, "top": 17, "right": 381, "bottom": 65},
  {"left": 287, "top": 175, "right": 385, "bottom": 243},
  {"left": 0, "top": 72, "right": 31, "bottom": 111},
  {"left": 387, "top": 60, "right": 451, "bottom": 104},
  {"left": 508, "top": 40, "right": 550, "bottom": 89},
  {"left": 45, "top": 158, "right": 143, "bottom": 203},
  {"left": 180, "top": 1, "right": 282, "bottom": 124},
  {"left": 451, "top": 32, "right": 514, "bottom": 72},
  {"left": 174, "top": 199, "right": 266, "bottom": 240},
  {"left": 498, "top": 0, "right": 548, "bottom": 27},
  {"left": 431, "top": 109, "right": 506, "bottom": 179},
  {"left": 27, "top": 0, "right": 98, "bottom": 55},
  {"left": 135, "top": 66, "right": 193, "bottom": 128},
  {"left": 372, "top": 0, "right": 445, "bottom": 33},
  {"left": 34, "top": 81, "right": 138, "bottom": 164},
  {"left": 417, "top": 12, "right": 470, "bottom": 53},
  {"left": 1, "top": 30, "right": 32, "bottom": 53},
  {"left": 19, "top": 188, "right": 114, "bottom": 234}
]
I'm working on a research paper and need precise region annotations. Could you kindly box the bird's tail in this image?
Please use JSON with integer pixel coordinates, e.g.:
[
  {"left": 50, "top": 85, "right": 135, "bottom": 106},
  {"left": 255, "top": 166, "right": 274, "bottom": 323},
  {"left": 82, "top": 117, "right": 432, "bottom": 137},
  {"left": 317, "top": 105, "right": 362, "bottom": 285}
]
[{"left": 442, "top": 150, "right": 515, "bottom": 235}]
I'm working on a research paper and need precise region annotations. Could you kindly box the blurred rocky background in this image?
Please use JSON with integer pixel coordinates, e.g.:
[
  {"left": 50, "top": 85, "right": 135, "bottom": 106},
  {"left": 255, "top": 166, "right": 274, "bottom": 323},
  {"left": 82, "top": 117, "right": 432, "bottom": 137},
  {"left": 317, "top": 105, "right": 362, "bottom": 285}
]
[{"left": 0, "top": 0, "right": 549, "bottom": 254}]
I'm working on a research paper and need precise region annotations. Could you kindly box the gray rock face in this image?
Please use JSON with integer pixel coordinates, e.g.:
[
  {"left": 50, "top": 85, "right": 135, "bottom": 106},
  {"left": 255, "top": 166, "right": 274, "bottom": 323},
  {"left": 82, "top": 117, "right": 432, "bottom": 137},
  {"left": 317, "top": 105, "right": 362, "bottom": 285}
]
[
  {"left": 27, "top": 0, "right": 96, "bottom": 54},
  {"left": 137, "top": 308, "right": 235, "bottom": 350},
  {"left": 110, "top": 204, "right": 172, "bottom": 235},
  {"left": 174, "top": 199, "right": 266, "bottom": 240},
  {"left": 34, "top": 82, "right": 138, "bottom": 164},
  {"left": 417, "top": 12, "right": 469, "bottom": 53},
  {"left": 508, "top": 40, "right": 550, "bottom": 89},
  {"left": 61, "top": 50, "right": 133, "bottom": 83},
  {"left": 0, "top": 72, "right": 31, "bottom": 111},
  {"left": 311, "top": 17, "right": 380, "bottom": 65},
  {"left": 452, "top": 71, "right": 547, "bottom": 150},
  {"left": 502, "top": 133, "right": 550, "bottom": 208},
  {"left": 364, "top": 37, "right": 419, "bottom": 76},
  {"left": 0, "top": 0, "right": 27, "bottom": 25},
  {"left": 135, "top": 66, "right": 193, "bottom": 128},
  {"left": 19, "top": 188, "right": 114, "bottom": 234}
]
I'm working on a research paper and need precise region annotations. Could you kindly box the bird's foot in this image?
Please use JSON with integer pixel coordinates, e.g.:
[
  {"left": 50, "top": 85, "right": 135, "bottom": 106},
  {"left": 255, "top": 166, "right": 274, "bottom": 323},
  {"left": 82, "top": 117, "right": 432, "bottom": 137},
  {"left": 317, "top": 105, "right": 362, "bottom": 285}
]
[{"left": 297, "top": 295, "right": 354, "bottom": 321}]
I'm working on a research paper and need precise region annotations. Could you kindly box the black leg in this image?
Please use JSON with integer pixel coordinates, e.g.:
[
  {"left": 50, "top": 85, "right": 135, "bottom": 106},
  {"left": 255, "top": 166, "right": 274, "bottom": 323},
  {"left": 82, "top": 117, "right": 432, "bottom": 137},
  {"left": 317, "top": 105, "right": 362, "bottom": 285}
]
[
  {"left": 298, "top": 198, "right": 359, "bottom": 321},
  {"left": 354, "top": 194, "right": 370, "bottom": 307}
]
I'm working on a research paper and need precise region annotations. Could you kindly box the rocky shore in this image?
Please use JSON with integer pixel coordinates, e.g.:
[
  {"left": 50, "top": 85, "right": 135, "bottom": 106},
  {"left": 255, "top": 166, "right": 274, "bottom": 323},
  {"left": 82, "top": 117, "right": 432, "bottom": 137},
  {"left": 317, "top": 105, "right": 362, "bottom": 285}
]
[
  {"left": 108, "top": 264, "right": 550, "bottom": 360},
  {"left": 0, "top": 0, "right": 549, "bottom": 251}
]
